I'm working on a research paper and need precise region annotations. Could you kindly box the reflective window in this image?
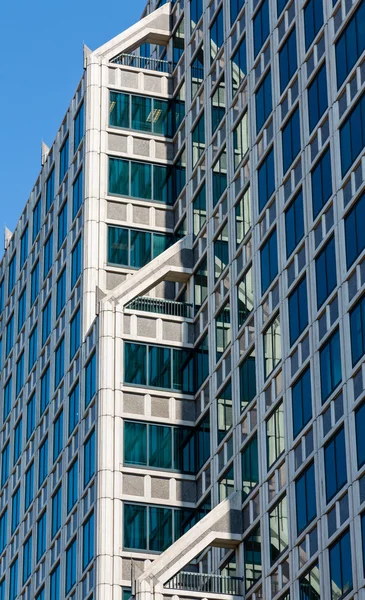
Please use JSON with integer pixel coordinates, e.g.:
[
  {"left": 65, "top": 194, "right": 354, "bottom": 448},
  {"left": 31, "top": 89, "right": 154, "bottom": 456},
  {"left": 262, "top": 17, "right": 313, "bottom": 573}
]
[
  {"left": 269, "top": 496, "right": 288, "bottom": 563},
  {"left": 216, "top": 304, "right": 231, "bottom": 359},
  {"left": 109, "top": 157, "right": 172, "bottom": 203},
  {"left": 43, "top": 232, "right": 53, "bottom": 279},
  {"left": 279, "top": 28, "right": 297, "bottom": 93},
  {"left": 107, "top": 226, "right": 172, "bottom": 269},
  {"left": 230, "top": 0, "right": 244, "bottom": 24},
  {"left": 264, "top": 316, "right": 281, "bottom": 379},
  {"left": 242, "top": 435, "right": 259, "bottom": 498},
  {"left": 335, "top": 0, "right": 365, "bottom": 88},
  {"left": 240, "top": 352, "right": 256, "bottom": 410},
  {"left": 83, "top": 512, "right": 94, "bottom": 569},
  {"left": 256, "top": 70, "right": 272, "bottom": 132},
  {"left": 110, "top": 92, "right": 171, "bottom": 136},
  {"left": 345, "top": 191, "right": 365, "bottom": 269},
  {"left": 20, "top": 225, "right": 28, "bottom": 269},
  {"left": 32, "top": 198, "right": 41, "bottom": 242},
  {"left": 67, "top": 459, "right": 78, "bottom": 513},
  {"left": 340, "top": 92, "right": 365, "bottom": 176},
  {"left": 192, "top": 113, "right": 205, "bottom": 167},
  {"left": 51, "top": 486, "right": 62, "bottom": 538},
  {"left": 212, "top": 79, "right": 226, "bottom": 134},
  {"left": 214, "top": 224, "right": 229, "bottom": 280},
  {"left": 320, "top": 329, "right": 342, "bottom": 402},
  {"left": 74, "top": 101, "right": 84, "bottom": 150},
  {"left": 56, "top": 268, "right": 66, "bottom": 317},
  {"left": 292, "top": 367, "right": 312, "bottom": 438},
  {"left": 37, "top": 511, "right": 47, "bottom": 560},
  {"left": 193, "top": 184, "right": 206, "bottom": 236},
  {"left": 329, "top": 530, "right": 353, "bottom": 599},
  {"left": 231, "top": 36, "right": 247, "bottom": 95},
  {"left": 66, "top": 538, "right": 77, "bottom": 593},
  {"left": 54, "top": 337, "right": 65, "bottom": 388},
  {"left": 350, "top": 294, "right": 365, "bottom": 366},
  {"left": 308, "top": 63, "right": 328, "bottom": 132},
  {"left": 267, "top": 402, "right": 284, "bottom": 467},
  {"left": 304, "top": 0, "right": 323, "bottom": 50},
  {"left": 299, "top": 564, "right": 320, "bottom": 599},
  {"left": 285, "top": 190, "right": 304, "bottom": 257},
  {"left": 85, "top": 351, "right": 96, "bottom": 407},
  {"left": 237, "top": 267, "right": 254, "bottom": 328},
  {"left": 84, "top": 430, "right": 95, "bottom": 487},
  {"left": 282, "top": 107, "right": 301, "bottom": 173},
  {"left": 217, "top": 381, "right": 233, "bottom": 442},
  {"left": 258, "top": 147, "right": 275, "bottom": 212},
  {"left": 71, "top": 237, "right": 82, "bottom": 288},
  {"left": 288, "top": 277, "right": 308, "bottom": 346},
  {"left": 212, "top": 149, "right": 227, "bottom": 206},
  {"left": 244, "top": 526, "right": 262, "bottom": 590},
  {"left": 233, "top": 112, "right": 248, "bottom": 169},
  {"left": 46, "top": 167, "right": 55, "bottom": 212},
  {"left": 253, "top": 0, "right": 269, "bottom": 57},
  {"left": 38, "top": 436, "right": 48, "bottom": 486},
  {"left": 210, "top": 7, "right": 224, "bottom": 63},
  {"left": 324, "top": 426, "right": 347, "bottom": 502},
  {"left": 261, "top": 229, "right": 278, "bottom": 293},
  {"left": 311, "top": 146, "right": 332, "bottom": 218},
  {"left": 59, "top": 136, "right": 69, "bottom": 183},
  {"left": 315, "top": 236, "right": 336, "bottom": 308},
  {"left": 296, "top": 462, "right": 316, "bottom": 534},
  {"left": 235, "top": 188, "right": 251, "bottom": 246}
]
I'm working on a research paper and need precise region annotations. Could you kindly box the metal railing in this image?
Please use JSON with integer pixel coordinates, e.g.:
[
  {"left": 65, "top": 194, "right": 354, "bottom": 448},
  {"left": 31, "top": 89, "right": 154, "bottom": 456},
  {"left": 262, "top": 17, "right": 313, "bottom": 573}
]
[
  {"left": 165, "top": 572, "right": 243, "bottom": 595},
  {"left": 111, "top": 52, "right": 172, "bottom": 74},
  {"left": 126, "top": 296, "right": 192, "bottom": 318}
]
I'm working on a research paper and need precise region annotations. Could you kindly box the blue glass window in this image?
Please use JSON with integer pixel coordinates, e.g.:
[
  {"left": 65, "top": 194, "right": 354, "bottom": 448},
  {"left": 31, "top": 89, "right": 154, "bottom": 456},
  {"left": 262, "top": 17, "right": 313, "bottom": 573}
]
[
  {"left": 240, "top": 353, "right": 256, "bottom": 410},
  {"left": 308, "top": 63, "right": 328, "bottom": 132},
  {"left": 46, "top": 167, "right": 55, "bottom": 213},
  {"left": 304, "top": 0, "right": 323, "bottom": 50},
  {"left": 33, "top": 198, "right": 41, "bottom": 242},
  {"left": 37, "top": 511, "right": 47, "bottom": 561},
  {"left": 56, "top": 268, "right": 66, "bottom": 317},
  {"left": 253, "top": 0, "right": 269, "bottom": 58},
  {"left": 39, "top": 436, "right": 48, "bottom": 486},
  {"left": 0, "top": 279, "right": 4, "bottom": 313},
  {"left": 210, "top": 7, "right": 224, "bottom": 63},
  {"left": 50, "top": 564, "right": 60, "bottom": 600},
  {"left": 320, "top": 329, "right": 342, "bottom": 402},
  {"left": 42, "top": 297, "right": 52, "bottom": 346},
  {"left": 85, "top": 352, "right": 96, "bottom": 407},
  {"left": 256, "top": 70, "right": 272, "bottom": 132},
  {"left": 350, "top": 294, "right": 365, "bottom": 366},
  {"left": 261, "top": 229, "right": 278, "bottom": 293},
  {"left": 70, "top": 308, "right": 80, "bottom": 360},
  {"left": 288, "top": 277, "right": 308, "bottom": 346},
  {"left": 18, "top": 288, "right": 26, "bottom": 332},
  {"left": 51, "top": 486, "right": 62, "bottom": 538},
  {"left": 74, "top": 102, "right": 84, "bottom": 150},
  {"left": 282, "top": 107, "right": 301, "bottom": 173},
  {"left": 72, "top": 169, "right": 83, "bottom": 219},
  {"left": 57, "top": 201, "right": 68, "bottom": 249},
  {"left": 345, "top": 191, "right": 365, "bottom": 269},
  {"left": 16, "top": 352, "right": 24, "bottom": 396},
  {"left": 296, "top": 462, "right": 316, "bottom": 534},
  {"left": 356, "top": 402, "right": 365, "bottom": 468},
  {"left": 26, "top": 394, "right": 35, "bottom": 440},
  {"left": 3, "top": 377, "right": 12, "bottom": 422},
  {"left": 242, "top": 436, "right": 259, "bottom": 499},
  {"left": 69, "top": 382, "right": 79, "bottom": 435},
  {"left": 190, "top": 0, "right": 203, "bottom": 28},
  {"left": 9, "top": 558, "right": 18, "bottom": 600},
  {"left": 67, "top": 459, "right": 78, "bottom": 513},
  {"left": 53, "top": 410, "right": 63, "bottom": 462},
  {"left": 23, "top": 534, "right": 32, "bottom": 584},
  {"left": 40, "top": 366, "right": 50, "bottom": 415},
  {"left": 0, "top": 509, "right": 7, "bottom": 554},
  {"left": 59, "top": 136, "right": 69, "bottom": 183},
  {"left": 311, "top": 146, "right": 332, "bottom": 218},
  {"left": 329, "top": 530, "right": 353, "bottom": 599},
  {"left": 324, "top": 426, "right": 347, "bottom": 502},
  {"left": 84, "top": 430, "right": 95, "bottom": 487},
  {"left": 43, "top": 232, "right": 53, "bottom": 279},
  {"left": 231, "top": 36, "right": 247, "bottom": 95},
  {"left": 285, "top": 190, "right": 304, "bottom": 257},
  {"left": 71, "top": 237, "right": 82, "bottom": 288},
  {"left": 0, "top": 579, "right": 4, "bottom": 600},
  {"left": 13, "top": 419, "right": 22, "bottom": 465},
  {"left": 279, "top": 28, "right": 297, "bottom": 93},
  {"left": 335, "top": 0, "right": 365, "bottom": 88},
  {"left": 83, "top": 512, "right": 94, "bottom": 569},
  {"left": 230, "top": 0, "right": 244, "bottom": 24},
  {"left": 28, "top": 324, "right": 38, "bottom": 372},
  {"left": 340, "top": 92, "right": 365, "bottom": 176},
  {"left": 1, "top": 443, "right": 9, "bottom": 488},
  {"left": 109, "top": 157, "right": 172, "bottom": 204},
  {"left": 20, "top": 225, "right": 28, "bottom": 269},
  {"left": 8, "top": 254, "right": 16, "bottom": 296},
  {"left": 11, "top": 487, "right": 20, "bottom": 534},
  {"left": 5, "top": 314, "right": 14, "bottom": 357},
  {"left": 292, "top": 367, "right": 312, "bottom": 438},
  {"left": 25, "top": 462, "right": 34, "bottom": 510},
  {"left": 316, "top": 236, "right": 337, "bottom": 308},
  {"left": 107, "top": 225, "right": 172, "bottom": 269},
  {"left": 30, "top": 260, "right": 39, "bottom": 305},
  {"left": 66, "top": 538, "right": 77, "bottom": 593}
]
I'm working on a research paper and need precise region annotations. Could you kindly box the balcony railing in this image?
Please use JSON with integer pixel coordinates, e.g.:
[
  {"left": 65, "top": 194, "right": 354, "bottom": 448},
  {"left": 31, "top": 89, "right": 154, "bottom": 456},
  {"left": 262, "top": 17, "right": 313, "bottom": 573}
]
[
  {"left": 126, "top": 296, "right": 192, "bottom": 318},
  {"left": 111, "top": 52, "right": 172, "bottom": 74},
  {"left": 165, "top": 572, "right": 243, "bottom": 596}
]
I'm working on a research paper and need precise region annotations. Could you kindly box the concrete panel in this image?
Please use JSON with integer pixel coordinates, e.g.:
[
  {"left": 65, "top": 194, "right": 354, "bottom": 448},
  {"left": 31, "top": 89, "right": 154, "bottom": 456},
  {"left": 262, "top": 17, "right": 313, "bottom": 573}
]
[
  {"left": 123, "top": 393, "right": 145, "bottom": 415},
  {"left": 137, "top": 317, "right": 156, "bottom": 338},
  {"left": 175, "top": 400, "right": 195, "bottom": 421},
  {"left": 120, "top": 70, "right": 139, "bottom": 88},
  {"left": 106, "top": 272, "right": 127, "bottom": 290},
  {"left": 109, "top": 133, "right": 128, "bottom": 153},
  {"left": 133, "top": 138, "right": 150, "bottom": 157},
  {"left": 107, "top": 201, "right": 127, "bottom": 221},
  {"left": 175, "top": 480, "right": 196, "bottom": 503},
  {"left": 123, "top": 474, "right": 145, "bottom": 496},
  {"left": 133, "top": 205, "right": 150, "bottom": 225},
  {"left": 151, "top": 396, "right": 169, "bottom": 418},
  {"left": 163, "top": 321, "right": 182, "bottom": 343},
  {"left": 151, "top": 477, "right": 170, "bottom": 500},
  {"left": 144, "top": 74, "right": 162, "bottom": 93}
]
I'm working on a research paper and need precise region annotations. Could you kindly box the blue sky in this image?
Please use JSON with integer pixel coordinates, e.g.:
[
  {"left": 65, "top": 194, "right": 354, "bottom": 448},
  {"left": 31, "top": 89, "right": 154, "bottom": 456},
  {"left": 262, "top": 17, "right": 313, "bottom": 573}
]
[{"left": 0, "top": 0, "right": 146, "bottom": 234}]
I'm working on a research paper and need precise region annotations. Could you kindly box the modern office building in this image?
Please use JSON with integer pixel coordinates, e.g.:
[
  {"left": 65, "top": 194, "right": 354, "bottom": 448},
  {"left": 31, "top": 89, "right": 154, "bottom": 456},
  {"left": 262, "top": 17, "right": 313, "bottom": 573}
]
[{"left": 1, "top": 0, "right": 365, "bottom": 598}]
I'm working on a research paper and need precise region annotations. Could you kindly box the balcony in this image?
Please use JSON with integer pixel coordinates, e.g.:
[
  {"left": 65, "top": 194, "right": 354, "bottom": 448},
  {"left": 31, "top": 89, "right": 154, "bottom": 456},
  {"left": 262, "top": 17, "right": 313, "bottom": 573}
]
[
  {"left": 126, "top": 296, "right": 192, "bottom": 318},
  {"left": 165, "top": 572, "right": 244, "bottom": 596},
  {"left": 110, "top": 52, "right": 172, "bottom": 74}
]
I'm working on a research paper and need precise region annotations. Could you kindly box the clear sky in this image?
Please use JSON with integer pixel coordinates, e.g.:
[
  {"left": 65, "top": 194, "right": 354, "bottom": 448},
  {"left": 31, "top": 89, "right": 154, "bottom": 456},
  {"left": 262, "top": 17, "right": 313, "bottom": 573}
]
[{"left": 0, "top": 0, "right": 146, "bottom": 234}]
